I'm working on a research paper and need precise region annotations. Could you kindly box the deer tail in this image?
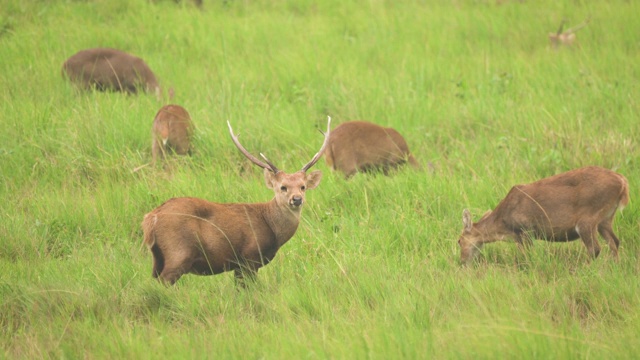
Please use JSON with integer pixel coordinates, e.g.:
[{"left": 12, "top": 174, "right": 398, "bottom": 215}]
[
  {"left": 620, "top": 179, "right": 629, "bottom": 207},
  {"left": 142, "top": 213, "right": 158, "bottom": 248},
  {"left": 141, "top": 212, "right": 165, "bottom": 278},
  {"left": 618, "top": 175, "right": 630, "bottom": 210}
]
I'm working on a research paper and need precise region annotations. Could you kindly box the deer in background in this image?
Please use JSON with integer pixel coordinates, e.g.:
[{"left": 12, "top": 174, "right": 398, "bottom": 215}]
[
  {"left": 324, "top": 121, "right": 420, "bottom": 179},
  {"left": 549, "top": 18, "right": 590, "bottom": 48},
  {"left": 151, "top": 104, "right": 194, "bottom": 165},
  {"left": 142, "top": 117, "right": 331, "bottom": 285},
  {"left": 458, "top": 166, "right": 629, "bottom": 265},
  {"left": 62, "top": 48, "right": 160, "bottom": 97}
]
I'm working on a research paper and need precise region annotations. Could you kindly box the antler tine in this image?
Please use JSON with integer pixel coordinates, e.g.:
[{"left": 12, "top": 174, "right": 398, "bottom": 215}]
[
  {"left": 565, "top": 17, "right": 590, "bottom": 34},
  {"left": 259, "top": 153, "right": 280, "bottom": 173},
  {"left": 301, "top": 116, "right": 332, "bottom": 172},
  {"left": 227, "top": 121, "right": 279, "bottom": 173},
  {"left": 556, "top": 20, "right": 565, "bottom": 35}
]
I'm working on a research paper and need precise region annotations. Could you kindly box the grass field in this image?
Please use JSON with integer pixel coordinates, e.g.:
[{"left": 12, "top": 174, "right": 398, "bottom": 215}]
[{"left": 1, "top": 0, "right": 639, "bottom": 358}]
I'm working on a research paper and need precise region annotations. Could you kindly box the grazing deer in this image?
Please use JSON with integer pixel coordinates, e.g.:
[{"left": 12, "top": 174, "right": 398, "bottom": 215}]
[
  {"left": 152, "top": 104, "right": 194, "bottom": 164},
  {"left": 324, "top": 121, "right": 419, "bottom": 178},
  {"left": 549, "top": 18, "right": 590, "bottom": 48},
  {"left": 141, "top": 117, "right": 331, "bottom": 285},
  {"left": 458, "top": 166, "right": 629, "bottom": 265},
  {"left": 62, "top": 48, "right": 160, "bottom": 96}
]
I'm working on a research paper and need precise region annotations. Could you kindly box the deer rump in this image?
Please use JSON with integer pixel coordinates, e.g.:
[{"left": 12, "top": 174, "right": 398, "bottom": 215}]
[
  {"left": 143, "top": 197, "right": 290, "bottom": 279},
  {"left": 492, "top": 167, "right": 628, "bottom": 242},
  {"left": 325, "top": 121, "right": 418, "bottom": 177},
  {"left": 62, "top": 48, "right": 158, "bottom": 94}
]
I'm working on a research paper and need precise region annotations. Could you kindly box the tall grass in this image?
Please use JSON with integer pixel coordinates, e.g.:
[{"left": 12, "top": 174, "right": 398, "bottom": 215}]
[{"left": 1, "top": 0, "right": 639, "bottom": 358}]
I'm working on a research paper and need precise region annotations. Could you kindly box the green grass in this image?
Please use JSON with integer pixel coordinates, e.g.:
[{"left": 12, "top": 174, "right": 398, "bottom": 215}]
[{"left": 1, "top": 0, "right": 639, "bottom": 358}]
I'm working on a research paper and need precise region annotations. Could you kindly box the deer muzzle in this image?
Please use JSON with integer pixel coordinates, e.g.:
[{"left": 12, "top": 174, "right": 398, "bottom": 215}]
[{"left": 291, "top": 196, "right": 303, "bottom": 207}]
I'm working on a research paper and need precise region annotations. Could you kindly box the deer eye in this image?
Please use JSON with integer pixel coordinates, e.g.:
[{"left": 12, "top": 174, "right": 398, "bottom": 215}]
[
  {"left": 280, "top": 186, "right": 287, "bottom": 192},
  {"left": 301, "top": 185, "right": 306, "bottom": 191}
]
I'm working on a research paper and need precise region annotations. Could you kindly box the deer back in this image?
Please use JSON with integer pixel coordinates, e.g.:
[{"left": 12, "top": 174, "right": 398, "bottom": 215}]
[
  {"left": 62, "top": 48, "right": 159, "bottom": 94},
  {"left": 491, "top": 166, "right": 628, "bottom": 233},
  {"left": 325, "top": 121, "right": 417, "bottom": 176}
]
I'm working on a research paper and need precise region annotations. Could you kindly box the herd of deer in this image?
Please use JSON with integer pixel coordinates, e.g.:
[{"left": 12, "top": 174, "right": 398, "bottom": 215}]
[{"left": 62, "top": 36, "right": 628, "bottom": 285}]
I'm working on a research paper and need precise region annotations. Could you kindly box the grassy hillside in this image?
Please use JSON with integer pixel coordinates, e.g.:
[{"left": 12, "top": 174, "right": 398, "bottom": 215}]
[{"left": 1, "top": 0, "right": 639, "bottom": 358}]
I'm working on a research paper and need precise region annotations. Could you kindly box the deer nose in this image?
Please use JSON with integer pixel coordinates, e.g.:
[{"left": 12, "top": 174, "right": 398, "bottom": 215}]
[{"left": 291, "top": 196, "right": 303, "bottom": 206}]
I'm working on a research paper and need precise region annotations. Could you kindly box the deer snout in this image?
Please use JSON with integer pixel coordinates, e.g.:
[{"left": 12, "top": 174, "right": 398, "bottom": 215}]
[{"left": 291, "top": 195, "right": 303, "bottom": 207}]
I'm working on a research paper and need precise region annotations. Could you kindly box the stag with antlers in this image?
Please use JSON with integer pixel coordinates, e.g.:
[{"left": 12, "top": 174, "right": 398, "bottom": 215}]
[{"left": 142, "top": 117, "right": 331, "bottom": 285}]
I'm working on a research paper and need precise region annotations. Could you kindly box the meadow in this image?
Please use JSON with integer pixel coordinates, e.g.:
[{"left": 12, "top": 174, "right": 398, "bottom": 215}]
[{"left": 1, "top": 0, "right": 639, "bottom": 358}]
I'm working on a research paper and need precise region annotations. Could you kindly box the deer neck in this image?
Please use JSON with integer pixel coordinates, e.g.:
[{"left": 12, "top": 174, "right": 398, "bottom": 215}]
[
  {"left": 263, "top": 200, "right": 302, "bottom": 245},
  {"left": 476, "top": 213, "right": 512, "bottom": 242}
]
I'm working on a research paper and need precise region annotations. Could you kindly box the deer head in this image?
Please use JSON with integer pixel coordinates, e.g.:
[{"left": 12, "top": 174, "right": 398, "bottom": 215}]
[{"left": 227, "top": 117, "right": 332, "bottom": 214}]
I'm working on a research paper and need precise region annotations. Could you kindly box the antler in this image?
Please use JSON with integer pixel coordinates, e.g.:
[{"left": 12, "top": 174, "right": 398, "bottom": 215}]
[
  {"left": 227, "top": 121, "right": 280, "bottom": 173},
  {"left": 301, "top": 116, "right": 332, "bottom": 172},
  {"left": 564, "top": 17, "right": 590, "bottom": 34},
  {"left": 556, "top": 20, "right": 565, "bottom": 36}
]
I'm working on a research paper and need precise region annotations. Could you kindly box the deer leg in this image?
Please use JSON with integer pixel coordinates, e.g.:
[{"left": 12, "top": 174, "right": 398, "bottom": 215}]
[
  {"left": 513, "top": 231, "right": 533, "bottom": 264},
  {"left": 158, "top": 268, "right": 183, "bottom": 285},
  {"left": 150, "top": 244, "right": 165, "bottom": 279},
  {"left": 598, "top": 221, "right": 620, "bottom": 260},
  {"left": 158, "top": 255, "right": 192, "bottom": 285},
  {"left": 234, "top": 266, "right": 258, "bottom": 288},
  {"left": 152, "top": 142, "right": 158, "bottom": 165},
  {"left": 514, "top": 231, "right": 533, "bottom": 249},
  {"left": 577, "top": 222, "right": 601, "bottom": 259},
  {"left": 339, "top": 156, "right": 359, "bottom": 179},
  {"left": 343, "top": 163, "right": 358, "bottom": 179}
]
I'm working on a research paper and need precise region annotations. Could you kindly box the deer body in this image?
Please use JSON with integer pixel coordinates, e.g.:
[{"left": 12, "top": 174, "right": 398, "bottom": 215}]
[
  {"left": 458, "top": 166, "right": 629, "bottom": 264},
  {"left": 325, "top": 121, "right": 419, "bottom": 178},
  {"left": 549, "top": 19, "right": 590, "bottom": 48},
  {"left": 62, "top": 48, "right": 159, "bottom": 95},
  {"left": 549, "top": 32, "right": 576, "bottom": 47},
  {"left": 142, "top": 118, "right": 330, "bottom": 285},
  {"left": 152, "top": 105, "right": 194, "bottom": 164}
]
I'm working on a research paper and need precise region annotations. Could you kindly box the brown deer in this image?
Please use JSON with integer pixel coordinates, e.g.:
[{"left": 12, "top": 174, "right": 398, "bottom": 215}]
[
  {"left": 549, "top": 18, "right": 590, "bottom": 48},
  {"left": 324, "top": 121, "right": 419, "bottom": 178},
  {"left": 458, "top": 166, "right": 629, "bottom": 265},
  {"left": 151, "top": 104, "right": 194, "bottom": 164},
  {"left": 141, "top": 117, "right": 331, "bottom": 285},
  {"left": 62, "top": 48, "right": 160, "bottom": 96}
]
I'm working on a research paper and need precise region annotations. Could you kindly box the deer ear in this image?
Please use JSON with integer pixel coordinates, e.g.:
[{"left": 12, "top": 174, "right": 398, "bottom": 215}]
[
  {"left": 462, "top": 209, "right": 473, "bottom": 232},
  {"left": 305, "top": 170, "right": 323, "bottom": 190},
  {"left": 264, "top": 168, "right": 277, "bottom": 189}
]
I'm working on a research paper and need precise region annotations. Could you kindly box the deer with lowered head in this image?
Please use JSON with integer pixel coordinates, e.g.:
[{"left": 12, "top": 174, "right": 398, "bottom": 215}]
[
  {"left": 324, "top": 120, "right": 419, "bottom": 178},
  {"left": 548, "top": 18, "right": 590, "bottom": 48},
  {"left": 151, "top": 104, "right": 194, "bottom": 165},
  {"left": 458, "top": 166, "right": 629, "bottom": 265},
  {"left": 142, "top": 117, "right": 331, "bottom": 285},
  {"left": 62, "top": 48, "right": 160, "bottom": 97}
]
